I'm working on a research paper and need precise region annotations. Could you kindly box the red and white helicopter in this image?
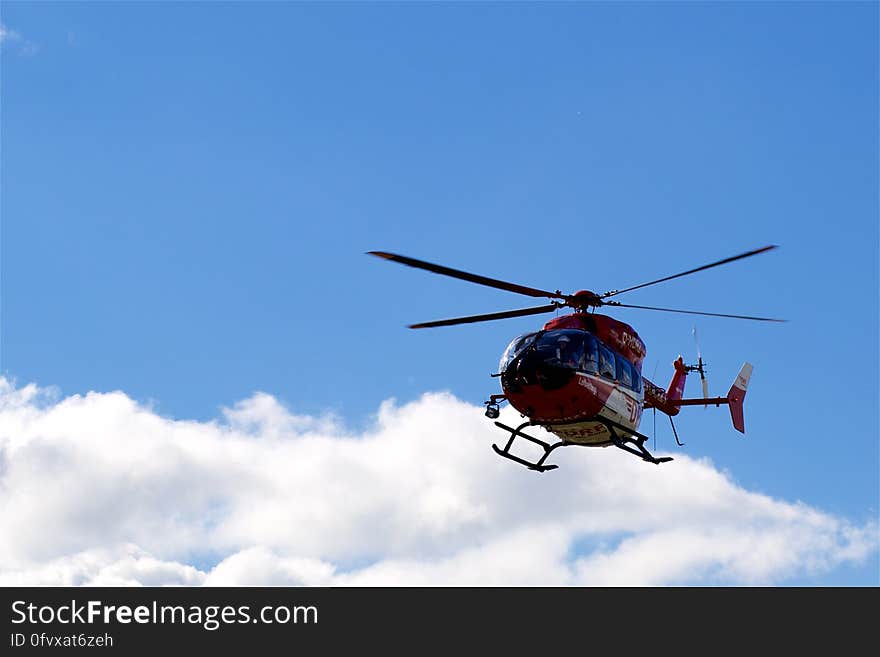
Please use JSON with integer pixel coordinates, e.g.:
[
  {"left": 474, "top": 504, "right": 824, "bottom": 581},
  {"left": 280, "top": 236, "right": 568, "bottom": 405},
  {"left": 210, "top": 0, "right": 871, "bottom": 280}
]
[{"left": 368, "top": 246, "right": 783, "bottom": 471}]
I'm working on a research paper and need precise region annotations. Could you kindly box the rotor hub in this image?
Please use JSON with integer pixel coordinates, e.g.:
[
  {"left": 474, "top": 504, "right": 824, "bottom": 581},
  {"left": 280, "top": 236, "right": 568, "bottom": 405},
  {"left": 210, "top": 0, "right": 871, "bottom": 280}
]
[{"left": 570, "top": 290, "right": 602, "bottom": 310}]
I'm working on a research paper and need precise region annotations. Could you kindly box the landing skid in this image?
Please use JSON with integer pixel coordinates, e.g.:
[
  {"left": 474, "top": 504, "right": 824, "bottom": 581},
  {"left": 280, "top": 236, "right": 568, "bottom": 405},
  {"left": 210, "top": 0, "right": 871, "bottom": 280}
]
[
  {"left": 491, "top": 417, "right": 672, "bottom": 472},
  {"left": 492, "top": 421, "right": 566, "bottom": 472}
]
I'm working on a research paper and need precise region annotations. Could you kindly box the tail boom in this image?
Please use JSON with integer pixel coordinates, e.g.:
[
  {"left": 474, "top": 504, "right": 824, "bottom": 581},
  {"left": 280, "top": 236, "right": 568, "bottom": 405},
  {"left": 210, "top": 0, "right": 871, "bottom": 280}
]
[{"left": 656, "top": 362, "right": 754, "bottom": 434}]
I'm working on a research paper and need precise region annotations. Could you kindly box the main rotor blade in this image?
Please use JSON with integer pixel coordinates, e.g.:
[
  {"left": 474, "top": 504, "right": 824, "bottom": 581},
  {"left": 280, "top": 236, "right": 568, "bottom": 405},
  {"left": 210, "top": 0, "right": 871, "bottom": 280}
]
[
  {"left": 608, "top": 302, "right": 786, "bottom": 322},
  {"left": 409, "top": 304, "right": 560, "bottom": 329},
  {"left": 602, "top": 245, "right": 778, "bottom": 299},
  {"left": 368, "top": 251, "right": 568, "bottom": 300}
]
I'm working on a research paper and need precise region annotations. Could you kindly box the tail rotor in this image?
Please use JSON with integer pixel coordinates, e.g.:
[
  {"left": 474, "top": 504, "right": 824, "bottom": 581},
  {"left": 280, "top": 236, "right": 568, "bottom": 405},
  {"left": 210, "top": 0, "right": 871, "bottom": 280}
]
[{"left": 687, "top": 326, "right": 709, "bottom": 404}]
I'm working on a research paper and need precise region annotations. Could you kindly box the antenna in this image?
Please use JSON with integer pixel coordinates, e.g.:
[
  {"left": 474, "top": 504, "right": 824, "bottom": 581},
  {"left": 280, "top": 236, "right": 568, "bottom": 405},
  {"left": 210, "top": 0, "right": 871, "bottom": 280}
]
[{"left": 652, "top": 407, "right": 657, "bottom": 451}]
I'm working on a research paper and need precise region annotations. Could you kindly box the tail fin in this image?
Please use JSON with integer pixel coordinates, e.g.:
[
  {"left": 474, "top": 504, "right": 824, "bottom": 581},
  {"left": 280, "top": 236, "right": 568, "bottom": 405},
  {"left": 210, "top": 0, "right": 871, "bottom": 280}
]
[
  {"left": 727, "top": 363, "right": 753, "bottom": 433},
  {"left": 666, "top": 356, "right": 688, "bottom": 402}
]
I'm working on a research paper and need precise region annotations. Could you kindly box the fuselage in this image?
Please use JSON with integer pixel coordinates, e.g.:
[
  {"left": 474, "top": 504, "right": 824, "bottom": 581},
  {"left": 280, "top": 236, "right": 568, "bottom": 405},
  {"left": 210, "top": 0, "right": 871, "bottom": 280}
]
[{"left": 498, "top": 313, "right": 650, "bottom": 446}]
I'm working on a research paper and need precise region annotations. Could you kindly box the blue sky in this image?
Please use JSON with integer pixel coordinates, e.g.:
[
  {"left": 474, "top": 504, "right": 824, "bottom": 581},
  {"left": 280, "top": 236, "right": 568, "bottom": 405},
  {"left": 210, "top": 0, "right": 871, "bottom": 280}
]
[{"left": 1, "top": 2, "right": 877, "bottom": 585}]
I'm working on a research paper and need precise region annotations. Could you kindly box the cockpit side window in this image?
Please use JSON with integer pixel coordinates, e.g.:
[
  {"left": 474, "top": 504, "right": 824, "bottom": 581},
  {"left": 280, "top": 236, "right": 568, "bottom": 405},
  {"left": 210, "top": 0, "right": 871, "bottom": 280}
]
[{"left": 560, "top": 332, "right": 584, "bottom": 370}]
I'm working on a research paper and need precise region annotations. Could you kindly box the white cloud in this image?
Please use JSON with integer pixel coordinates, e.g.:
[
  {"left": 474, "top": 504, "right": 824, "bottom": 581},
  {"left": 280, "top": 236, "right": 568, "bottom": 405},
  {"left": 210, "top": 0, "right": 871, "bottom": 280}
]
[
  {"left": 0, "top": 23, "right": 18, "bottom": 44},
  {"left": 0, "top": 378, "right": 875, "bottom": 586},
  {"left": 0, "top": 544, "right": 204, "bottom": 587},
  {"left": 0, "top": 22, "right": 39, "bottom": 56}
]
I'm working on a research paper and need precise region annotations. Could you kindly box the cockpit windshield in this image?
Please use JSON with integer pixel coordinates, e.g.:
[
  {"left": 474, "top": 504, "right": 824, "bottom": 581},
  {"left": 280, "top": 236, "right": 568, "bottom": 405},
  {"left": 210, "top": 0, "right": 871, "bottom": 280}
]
[
  {"left": 533, "top": 330, "right": 585, "bottom": 370},
  {"left": 500, "top": 329, "right": 593, "bottom": 373},
  {"left": 500, "top": 328, "right": 642, "bottom": 391},
  {"left": 498, "top": 333, "right": 537, "bottom": 373}
]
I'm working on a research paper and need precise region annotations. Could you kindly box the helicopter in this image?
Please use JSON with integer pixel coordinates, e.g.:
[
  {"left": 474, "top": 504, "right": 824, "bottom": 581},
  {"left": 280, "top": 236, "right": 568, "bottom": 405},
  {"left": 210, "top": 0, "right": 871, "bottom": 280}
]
[{"left": 368, "top": 246, "right": 783, "bottom": 471}]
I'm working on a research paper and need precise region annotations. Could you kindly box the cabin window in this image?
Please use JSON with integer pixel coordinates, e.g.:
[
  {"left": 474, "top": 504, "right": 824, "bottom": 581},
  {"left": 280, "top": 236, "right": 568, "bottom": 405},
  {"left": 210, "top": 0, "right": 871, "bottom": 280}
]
[
  {"left": 598, "top": 344, "right": 616, "bottom": 380},
  {"left": 616, "top": 355, "right": 633, "bottom": 389},
  {"left": 631, "top": 366, "right": 642, "bottom": 393},
  {"left": 581, "top": 334, "right": 599, "bottom": 374}
]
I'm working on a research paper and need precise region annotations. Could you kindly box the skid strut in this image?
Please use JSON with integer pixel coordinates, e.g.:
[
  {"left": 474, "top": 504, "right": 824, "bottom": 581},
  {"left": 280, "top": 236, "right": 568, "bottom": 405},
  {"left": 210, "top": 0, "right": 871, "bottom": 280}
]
[
  {"left": 492, "top": 421, "right": 567, "bottom": 472},
  {"left": 596, "top": 416, "right": 673, "bottom": 465}
]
